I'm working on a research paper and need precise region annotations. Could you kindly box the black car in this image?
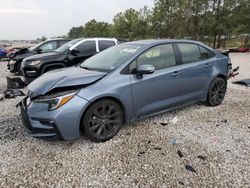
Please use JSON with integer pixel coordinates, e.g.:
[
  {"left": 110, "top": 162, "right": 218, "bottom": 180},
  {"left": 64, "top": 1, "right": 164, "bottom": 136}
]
[
  {"left": 21, "top": 38, "right": 119, "bottom": 82},
  {"left": 8, "top": 38, "right": 71, "bottom": 74}
]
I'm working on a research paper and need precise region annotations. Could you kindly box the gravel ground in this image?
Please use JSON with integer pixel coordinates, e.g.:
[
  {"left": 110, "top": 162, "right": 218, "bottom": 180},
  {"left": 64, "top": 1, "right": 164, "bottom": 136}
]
[{"left": 0, "top": 53, "right": 249, "bottom": 187}]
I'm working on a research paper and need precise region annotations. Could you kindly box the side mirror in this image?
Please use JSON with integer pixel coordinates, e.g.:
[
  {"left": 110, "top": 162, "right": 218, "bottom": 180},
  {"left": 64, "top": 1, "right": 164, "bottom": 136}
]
[
  {"left": 137, "top": 64, "right": 155, "bottom": 75},
  {"left": 37, "top": 48, "right": 43, "bottom": 54},
  {"left": 136, "top": 64, "right": 155, "bottom": 79},
  {"left": 70, "top": 49, "right": 80, "bottom": 56}
]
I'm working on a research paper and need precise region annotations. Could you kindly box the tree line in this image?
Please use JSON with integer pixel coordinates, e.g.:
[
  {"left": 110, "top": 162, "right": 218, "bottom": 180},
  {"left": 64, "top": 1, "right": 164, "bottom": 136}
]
[{"left": 67, "top": 0, "right": 250, "bottom": 48}]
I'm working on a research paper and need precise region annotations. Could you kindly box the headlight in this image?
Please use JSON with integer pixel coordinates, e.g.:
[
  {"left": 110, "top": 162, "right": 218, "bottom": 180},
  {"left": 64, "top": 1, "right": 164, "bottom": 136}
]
[
  {"left": 33, "top": 92, "right": 77, "bottom": 111},
  {"left": 10, "top": 60, "right": 16, "bottom": 65},
  {"left": 28, "top": 60, "right": 42, "bottom": 66}
]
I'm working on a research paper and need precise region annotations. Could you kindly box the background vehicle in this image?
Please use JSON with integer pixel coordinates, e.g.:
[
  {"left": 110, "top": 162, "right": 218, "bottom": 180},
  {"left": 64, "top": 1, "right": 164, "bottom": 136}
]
[
  {"left": 21, "top": 38, "right": 119, "bottom": 82},
  {"left": 20, "top": 39, "right": 230, "bottom": 142},
  {"left": 0, "top": 49, "right": 7, "bottom": 60},
  {"left": 6, "top": 47, "right": 25, "bottom": 60},
  {"left": 8, "top": 38, "right": 71, "bottom": 74}
]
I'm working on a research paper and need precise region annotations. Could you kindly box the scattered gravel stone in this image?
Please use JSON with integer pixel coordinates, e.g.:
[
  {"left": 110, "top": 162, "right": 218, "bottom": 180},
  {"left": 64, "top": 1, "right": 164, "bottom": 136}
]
[
  {"left": 178, "top": 150, "right": 184, "bottom": 158},
  {"left": 197, "top": 155, "right": 206, "bottom": 160},
  {"left": 160, "top": 122, "right": 168, "bottom": 126},
  {"left": 185, "top": 164, "right": 197, "bottom": 173}
]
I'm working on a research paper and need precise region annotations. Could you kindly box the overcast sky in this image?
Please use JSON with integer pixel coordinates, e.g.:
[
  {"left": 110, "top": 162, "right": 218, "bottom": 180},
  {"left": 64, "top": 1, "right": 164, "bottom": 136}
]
[{"left": 0, "top": 0, "right": 154, "bottom": 40}]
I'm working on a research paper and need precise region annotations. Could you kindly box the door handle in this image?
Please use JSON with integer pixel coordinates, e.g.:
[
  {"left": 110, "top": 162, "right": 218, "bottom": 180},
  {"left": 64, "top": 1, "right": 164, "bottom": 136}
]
[
  {"left": 204, "top": 63, "right": 213, "bottom": 68},
  {"left": 171, "top": 71, "right": 181, "bottom": 77}
]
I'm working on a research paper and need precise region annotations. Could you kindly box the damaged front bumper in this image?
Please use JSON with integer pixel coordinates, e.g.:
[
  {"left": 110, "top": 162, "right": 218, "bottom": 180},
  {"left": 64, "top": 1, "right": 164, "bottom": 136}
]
[
  {"left": 8, "top": 60, "right": 16, "bottom": 72},
  {"left": 18, "top": 95, "right": 89, "bottom": 141},
  {"left": 20, "top": 97, "right": 62, "bottom": 140}
]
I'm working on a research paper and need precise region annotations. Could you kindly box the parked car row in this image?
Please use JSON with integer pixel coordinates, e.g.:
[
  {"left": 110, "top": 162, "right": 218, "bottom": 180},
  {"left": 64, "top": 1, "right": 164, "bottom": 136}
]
[
  {"left": 18, "top": 39, "right": 232, "bottom": 142},
  {"left": 7, "top": 38, "right": 71, "bottom": 74},
  {"left": 7, "top": 37, "right": 120, "bottom": 83}
]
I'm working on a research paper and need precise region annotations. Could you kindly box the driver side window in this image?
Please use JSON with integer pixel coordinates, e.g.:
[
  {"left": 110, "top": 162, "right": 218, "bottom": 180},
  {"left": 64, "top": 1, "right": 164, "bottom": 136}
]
[
  {"left": 39, "top": 41, "right": 57, "bottom": 52},
  {"left": 130, "top": 44, "right": 176, "bottom": 72}
]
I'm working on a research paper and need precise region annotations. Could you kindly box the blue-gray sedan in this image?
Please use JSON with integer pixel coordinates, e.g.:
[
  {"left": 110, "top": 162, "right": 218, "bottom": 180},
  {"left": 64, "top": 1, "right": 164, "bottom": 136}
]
[{"left": 20, "top": 40, "right": 230, "bottom": 142}]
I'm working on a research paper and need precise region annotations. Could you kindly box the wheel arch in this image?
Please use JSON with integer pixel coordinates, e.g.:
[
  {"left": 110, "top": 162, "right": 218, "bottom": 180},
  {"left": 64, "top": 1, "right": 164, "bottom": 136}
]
[
  {"left": 217, "top": 74, "right": 227, "bottom": 82},
  {"left": 79, "top": 96, "right": 127, "bottom": 133},
  {"left": 40, "top": 63, "right": 65, "bottom": 74},
  {"left": 205, "top": 74, "right": 228, "bottom": 103}
]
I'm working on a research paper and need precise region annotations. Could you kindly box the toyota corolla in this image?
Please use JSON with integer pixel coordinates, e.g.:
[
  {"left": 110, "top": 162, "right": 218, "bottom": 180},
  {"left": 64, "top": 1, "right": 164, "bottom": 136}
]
[{"left": 19, "top": 40, "right": 230, "bottom": 142}]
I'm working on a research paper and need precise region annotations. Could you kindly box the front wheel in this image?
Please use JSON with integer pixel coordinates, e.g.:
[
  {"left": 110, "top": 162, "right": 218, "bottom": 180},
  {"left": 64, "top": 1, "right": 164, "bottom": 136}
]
[
  {"left": 82, "top": 99, "right": 123, "bottom": 142},
  {"left": 15, "top": 61, "right": 22, "bottom": 75},
  {"left": 207, "top": 77, "right": 227, "bottom": 106}
]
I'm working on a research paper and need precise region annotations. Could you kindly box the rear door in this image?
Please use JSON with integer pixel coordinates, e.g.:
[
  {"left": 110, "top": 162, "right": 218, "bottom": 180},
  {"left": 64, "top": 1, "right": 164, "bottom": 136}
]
[
  {"left": 68, "top": 40, "right": 97, "bottom": 65},
  {"left": 176, "top": 43, "right": 215, "bottom": 102},
  {"left": 98, "top": 40, "right": 116, "bottom": 52},
  {"left": 57, "top": 40, "right": 69, "bottom": 48},
  {"left": 130, "top": 43, "right": 183, "bottom": 117}
]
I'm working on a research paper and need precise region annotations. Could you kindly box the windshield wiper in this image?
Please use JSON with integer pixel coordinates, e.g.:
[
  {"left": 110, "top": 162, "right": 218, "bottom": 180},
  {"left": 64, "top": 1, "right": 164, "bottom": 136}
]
[{"left": 81, "top": 66, "right": 95, "bottom": 71}]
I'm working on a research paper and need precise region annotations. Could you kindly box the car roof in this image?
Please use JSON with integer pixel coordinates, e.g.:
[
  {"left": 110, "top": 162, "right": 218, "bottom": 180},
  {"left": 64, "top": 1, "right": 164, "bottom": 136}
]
[
  {"left": 69, "top": 38, "right": 118, "bottom": 50},
  {"left": 126, "top": 39, "right": 206, "bottom": 46},
  {"left": 47, "top": 38, "right": 71, "bottom": 41}
]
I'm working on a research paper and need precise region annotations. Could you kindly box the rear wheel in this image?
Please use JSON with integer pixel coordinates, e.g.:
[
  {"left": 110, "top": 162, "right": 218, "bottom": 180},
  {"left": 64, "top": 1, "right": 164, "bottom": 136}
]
[
  {"left": 82, "top": 99, "right": 123, "bottom": 142},
  {"left": 207, "top": 77, "right": 227, "bottom": 106}
]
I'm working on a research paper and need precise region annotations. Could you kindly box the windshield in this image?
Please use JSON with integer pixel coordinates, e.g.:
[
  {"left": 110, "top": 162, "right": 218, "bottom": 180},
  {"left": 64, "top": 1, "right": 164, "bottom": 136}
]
[
  {"left": 29, "top": 42, "right": 44, "bottom": 51},
  {"left": 80, "top": 43, "right": 143, "bottom": 72},
  {"left": 55, "top": 39, "right": 82, "bottom": 53}
]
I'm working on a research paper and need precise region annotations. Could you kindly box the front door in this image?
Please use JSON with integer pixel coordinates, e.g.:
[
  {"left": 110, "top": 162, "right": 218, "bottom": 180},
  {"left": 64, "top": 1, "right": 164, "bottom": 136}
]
[
  {"left": 68, "top": 40, "right": 97, "bottom": 66},
  {"left": 130, "top": 44, "right": 182, "bottom": 117}
]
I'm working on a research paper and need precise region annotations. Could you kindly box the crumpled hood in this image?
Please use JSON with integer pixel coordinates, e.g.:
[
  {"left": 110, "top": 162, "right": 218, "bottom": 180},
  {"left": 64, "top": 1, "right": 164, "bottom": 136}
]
[
  {"left": 24, "top": 51, "right": 59, "bottom": 62},
  {"left": 28, "top": 67, "right": 107, "bottom": 96},
  {"left": 14, "top": 50, "right": 35, "bottom": 61}
]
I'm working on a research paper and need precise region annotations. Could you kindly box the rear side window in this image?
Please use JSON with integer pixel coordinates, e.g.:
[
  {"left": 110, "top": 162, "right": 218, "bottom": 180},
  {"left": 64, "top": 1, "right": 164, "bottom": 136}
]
[
  {"left": 98, "top": 40, "right": 116, "bottom": 51},
  {"left": 199, "top": 46, "right": 215, "bottom": 60},
  {"left": 178, "top": 43, "right": 214, "bottom": 64},
  {"left": 178, "top": 43, "right": 201, "bottom": 64},
  {"left": 77, "top": 41, "right": 96, "bottom": 54}
]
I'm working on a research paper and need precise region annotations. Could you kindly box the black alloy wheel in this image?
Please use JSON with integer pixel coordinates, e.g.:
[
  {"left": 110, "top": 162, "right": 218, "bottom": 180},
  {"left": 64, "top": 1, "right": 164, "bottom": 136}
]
[
  {"left": 207, "top": 77, "right": 227, "bottom": 106},
  {"left": 83, "top": 99, "right": 123, "bottom": 142}
]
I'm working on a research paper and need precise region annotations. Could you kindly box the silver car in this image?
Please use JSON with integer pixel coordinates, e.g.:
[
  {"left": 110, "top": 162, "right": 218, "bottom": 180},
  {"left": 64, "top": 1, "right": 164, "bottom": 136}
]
[{"left": 20, "top": 40, "right": 230, "bottom": 142}]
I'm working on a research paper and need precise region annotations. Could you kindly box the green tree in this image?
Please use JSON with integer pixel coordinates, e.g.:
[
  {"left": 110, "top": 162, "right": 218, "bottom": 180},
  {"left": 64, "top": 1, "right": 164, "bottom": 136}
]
[
  {"left": 151, "top": 0, "right": 187, "bottom": 38},
  {"left": 84, "top": 19, "right": 111, "bottom": 37},
  {"left": 68, "top": 26, "right": 85, "bottom": 38},
  {"left": 112, "top": 8, "right": 148, "bottom": 40}
]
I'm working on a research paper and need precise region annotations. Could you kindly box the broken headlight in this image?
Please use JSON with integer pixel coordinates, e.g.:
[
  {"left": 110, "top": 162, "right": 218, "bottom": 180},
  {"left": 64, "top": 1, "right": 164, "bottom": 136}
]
[{"left": 33, "top": 91, "right": 78, "bottom": 111}]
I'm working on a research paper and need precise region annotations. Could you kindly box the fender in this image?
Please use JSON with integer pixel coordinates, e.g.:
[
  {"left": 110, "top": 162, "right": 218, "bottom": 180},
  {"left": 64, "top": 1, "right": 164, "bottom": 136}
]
[{"left": 41, "top": 62, "right": 65, "bottom": 74}]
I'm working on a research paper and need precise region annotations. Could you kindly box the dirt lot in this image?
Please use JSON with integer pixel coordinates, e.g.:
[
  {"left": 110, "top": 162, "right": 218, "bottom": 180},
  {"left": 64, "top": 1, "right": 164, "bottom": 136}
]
[{"left": 0, "top": 53, "right": 249, "bottom": 187}]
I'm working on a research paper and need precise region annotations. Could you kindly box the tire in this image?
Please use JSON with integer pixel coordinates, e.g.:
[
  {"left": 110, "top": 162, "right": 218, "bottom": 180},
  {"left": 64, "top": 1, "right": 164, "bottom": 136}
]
[
  {"left": 15, "top": 61, "right": 22, "bottom": 75},
  {"left": 207, "top": 77, "right": 227, "bottom": 106},
  {"left": 82, "top": 99, "right": 123, "bottom": 142}
]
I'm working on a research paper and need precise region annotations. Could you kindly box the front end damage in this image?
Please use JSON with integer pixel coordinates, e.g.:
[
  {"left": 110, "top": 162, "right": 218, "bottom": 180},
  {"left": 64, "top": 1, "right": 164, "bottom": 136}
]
[
  {"left": 18, "top": 67, "right": 107, "bottom": 140},
  {"left": 19, "top": 89, "right": 90, "bottom": 140},
  {"left": 20, "top": 97, "right": 62, "bottom": 140}
]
